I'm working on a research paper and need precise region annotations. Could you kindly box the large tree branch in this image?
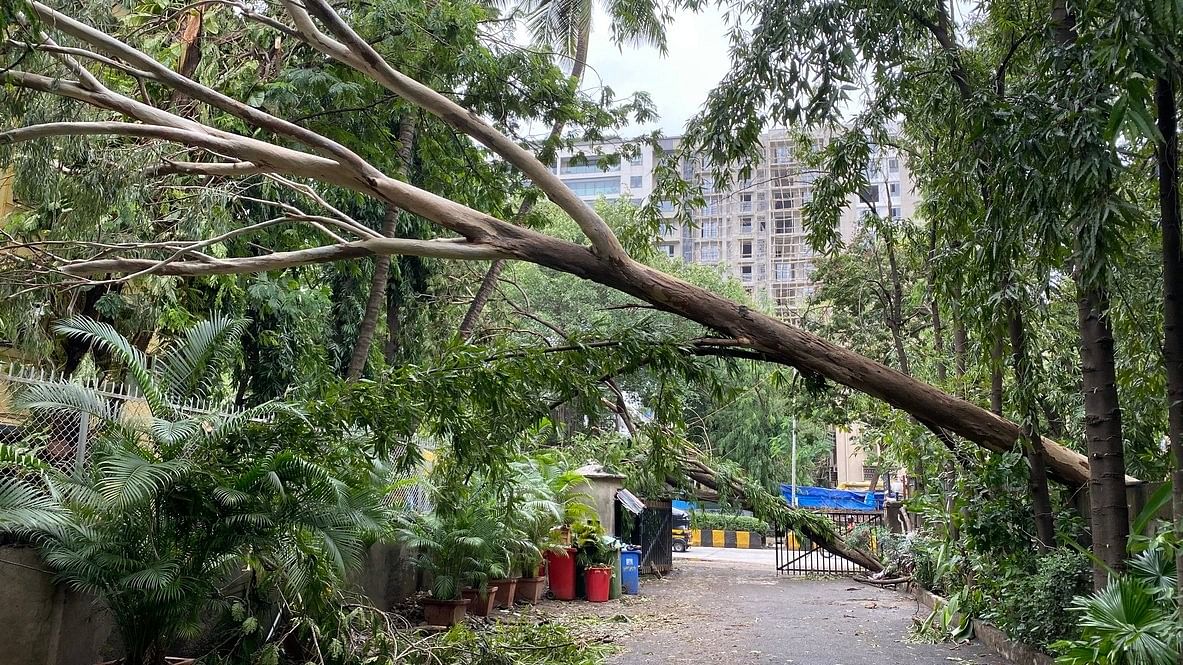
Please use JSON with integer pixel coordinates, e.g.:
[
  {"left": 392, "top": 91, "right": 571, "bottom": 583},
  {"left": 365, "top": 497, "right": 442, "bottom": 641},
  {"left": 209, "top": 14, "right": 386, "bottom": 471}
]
[
  {"left": 286, "top": 0, "right": 629, "bottom": 263},
  {"left": 62, "top": 238, "right": 508, "bottom": 276}
]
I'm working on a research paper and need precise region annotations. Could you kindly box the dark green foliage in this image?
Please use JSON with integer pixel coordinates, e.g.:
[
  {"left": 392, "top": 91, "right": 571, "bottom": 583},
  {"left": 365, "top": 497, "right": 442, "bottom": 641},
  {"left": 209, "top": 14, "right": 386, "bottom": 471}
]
[
  {"left": 689, "top": 511, "right": 770, "bottom": 535},
  {"left": 988, "top": 549, "right": 1092, "bottom": 649}
]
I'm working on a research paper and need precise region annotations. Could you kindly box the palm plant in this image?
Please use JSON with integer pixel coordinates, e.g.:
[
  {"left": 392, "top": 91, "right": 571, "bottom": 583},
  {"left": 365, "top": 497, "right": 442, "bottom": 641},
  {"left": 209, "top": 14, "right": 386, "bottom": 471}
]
[
  {"left": 396, "top": 507, "right": 493, "bottom": 601},
  {"left": 1053, "top": 539, "right": 1181, "bottom": 665},
  {"left": 0, "top": 317, "right": 392, "bottom": 665}
]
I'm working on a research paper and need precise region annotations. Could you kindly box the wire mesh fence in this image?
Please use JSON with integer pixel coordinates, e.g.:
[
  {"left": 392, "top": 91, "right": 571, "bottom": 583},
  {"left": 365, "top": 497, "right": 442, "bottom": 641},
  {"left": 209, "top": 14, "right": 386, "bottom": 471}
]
[{"left": 0, "top": 361, "right": 434, "bottom": 503}]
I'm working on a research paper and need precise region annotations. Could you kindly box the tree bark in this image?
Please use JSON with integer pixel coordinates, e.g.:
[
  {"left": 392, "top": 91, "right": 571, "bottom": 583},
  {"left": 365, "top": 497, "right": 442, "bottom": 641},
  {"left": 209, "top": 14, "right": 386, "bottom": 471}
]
[
  {"left": 1154, "top": 74, "right": 1183, "bottom": 615},
  {"left": 345, "top": 205, "right": 398, "bottom": 380},
  {"left": 457, "top": 258, "right": 504, "bottom": 340},
  {"left": 345, "top": 117, "right": 416, "bottom": 379},
  {"left": 1007, "top": 299, "right": 1057, "bottom": 549},
  {"left": 990, "top": 335, "right": 1005, "bottom": 416},
  {"left": 1076, "top": 283, "right": 1130, "bottom": 587}
]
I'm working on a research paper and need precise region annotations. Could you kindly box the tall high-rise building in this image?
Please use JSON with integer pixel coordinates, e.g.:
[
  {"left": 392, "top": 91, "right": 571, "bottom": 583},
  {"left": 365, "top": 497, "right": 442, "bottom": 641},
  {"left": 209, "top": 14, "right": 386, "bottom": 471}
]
[{"left": 553, "top": 129, "right": 917, "bottom": 319}]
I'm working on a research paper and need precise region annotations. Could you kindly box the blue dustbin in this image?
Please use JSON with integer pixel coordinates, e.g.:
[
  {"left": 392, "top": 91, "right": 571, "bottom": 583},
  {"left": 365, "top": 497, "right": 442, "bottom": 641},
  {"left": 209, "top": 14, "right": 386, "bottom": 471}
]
[{"left": 621, "top": 550, "right": 640, "bottom": 595}]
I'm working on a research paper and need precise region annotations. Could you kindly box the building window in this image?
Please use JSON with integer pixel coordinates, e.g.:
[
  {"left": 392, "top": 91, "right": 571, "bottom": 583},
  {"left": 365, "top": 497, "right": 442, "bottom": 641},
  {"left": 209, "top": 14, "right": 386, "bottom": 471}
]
[
  {"left": 740, "top": 217, "right": 753, "bottom": 233},
  {"left": 659, "top": 200, "right": 675, "bottom": 213},
  {"left": 630, "top": 152, "right": 643, "bottom": 166},
  {"left": 561, "top": 156, "right": 619, "bottom": 175},
  {"left": 700, "top": 245, "right": 721, "bottom": 262},
  {"left": 888, "top": 157, "right": 899, "bottom": 173},
  {"left": 773, "top": 145, "right": 791, "bottom": 164},
  {"left": 889, "top": 182, "right": 901, "bottom": 197},
  {"left": 740, "top": 241, "right": 753, "bottom": 259},
  {"left": 740, "top": 193, "right": 753, "bottom": 212},
  {"left": 759, "top": 220, "right": 767, "bottom": 232},
  {"left": 773, "top": 215, "right": 795, "bottom": 235},
  {"left": 740, "top": 265, "right": 753, "bottom": 283},
  {"left": 567, "top": 176, "right": 620, "bottom": 197},
  {"left": 774, "top": 262, "right": 791, "bottom": 281},
  {"left": 862, "top": 184, "right": 879, "bottom": 203},
  {"left": 891, "top": 206, "right": 902, "bottom": 219},
  {"left": 630, "top": 175, "right": 643, "bottom": 189},
  {"left": 862, "top": 465, "right": 879, "bottom": 481},
  {"left": 659, "top": 243, "right": 675, "bottom": 257},
  {"left": 700, "top": 221, "right": 720, "bottom": 239}
]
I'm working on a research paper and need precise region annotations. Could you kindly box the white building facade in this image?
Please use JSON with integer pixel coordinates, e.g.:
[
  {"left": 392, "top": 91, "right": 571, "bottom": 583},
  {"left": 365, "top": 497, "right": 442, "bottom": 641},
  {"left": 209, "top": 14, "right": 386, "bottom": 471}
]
[{"left": 554, "top": 129, "right": 917, "bottom": 318}]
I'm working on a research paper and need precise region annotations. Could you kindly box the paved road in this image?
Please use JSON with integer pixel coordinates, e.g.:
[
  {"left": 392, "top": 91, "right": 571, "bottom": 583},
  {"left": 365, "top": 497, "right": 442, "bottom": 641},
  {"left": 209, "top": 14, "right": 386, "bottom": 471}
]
[{"left": 547, "top": 548, "right": 1011, "bottom": 665}]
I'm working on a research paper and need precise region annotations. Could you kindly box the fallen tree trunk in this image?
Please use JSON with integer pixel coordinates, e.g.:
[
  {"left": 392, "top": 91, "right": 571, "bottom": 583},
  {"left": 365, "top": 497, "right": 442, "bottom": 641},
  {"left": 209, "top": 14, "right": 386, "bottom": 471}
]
[
  {"left": 5, "top": 0, "right": 1139, "bottom": 492},
  {"left": 676, "top": 456, "right": 884, "bottom": 574}
]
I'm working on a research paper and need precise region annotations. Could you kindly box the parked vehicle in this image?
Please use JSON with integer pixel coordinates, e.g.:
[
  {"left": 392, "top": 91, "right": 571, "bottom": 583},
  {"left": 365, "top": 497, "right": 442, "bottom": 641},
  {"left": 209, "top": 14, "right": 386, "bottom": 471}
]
[{"left": 672, "top": 508, "right": 691, "bottom": 552}]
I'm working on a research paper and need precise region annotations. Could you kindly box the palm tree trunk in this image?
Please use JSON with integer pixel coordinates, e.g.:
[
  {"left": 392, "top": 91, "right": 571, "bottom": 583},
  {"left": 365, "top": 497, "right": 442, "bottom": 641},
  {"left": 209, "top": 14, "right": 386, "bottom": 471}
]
[
  {"left": 1007, "top": 299, "right": 1057, "bottom": 549},
  {"left": 1154, "top": 74, "right": 1183, "bottom": 621},
  {"left": 457, "top": 32, "right": 590, "bottom": 341},
  {"left": 345, "top": 117, "right": 416, "bottom": 379},
  {"left": 1076, "top": 282, "right": 1130, "bottom": 587}
]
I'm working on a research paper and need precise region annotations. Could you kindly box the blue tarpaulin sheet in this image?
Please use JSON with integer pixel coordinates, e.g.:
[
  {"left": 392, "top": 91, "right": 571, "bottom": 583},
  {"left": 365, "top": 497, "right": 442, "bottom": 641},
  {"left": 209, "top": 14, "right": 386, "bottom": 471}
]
[{"left": 779, "top": 485, "right": 885, "bottom": 511}]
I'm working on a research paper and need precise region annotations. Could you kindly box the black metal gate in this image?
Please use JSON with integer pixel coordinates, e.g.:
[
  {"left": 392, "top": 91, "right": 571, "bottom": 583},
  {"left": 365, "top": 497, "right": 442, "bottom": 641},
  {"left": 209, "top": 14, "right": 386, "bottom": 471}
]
[
  {"left": 775, "top": 509, "right": 883, "bottom": 575},
  {"left": 616, "top": 498, "right": 672, "bottom": 574}
]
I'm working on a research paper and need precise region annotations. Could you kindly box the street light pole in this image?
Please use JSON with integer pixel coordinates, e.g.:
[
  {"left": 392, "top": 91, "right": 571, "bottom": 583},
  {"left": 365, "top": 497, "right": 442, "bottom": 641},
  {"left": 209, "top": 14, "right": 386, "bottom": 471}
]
[{"left": 790, "top": 416, "right": 798, "bottom": 507}]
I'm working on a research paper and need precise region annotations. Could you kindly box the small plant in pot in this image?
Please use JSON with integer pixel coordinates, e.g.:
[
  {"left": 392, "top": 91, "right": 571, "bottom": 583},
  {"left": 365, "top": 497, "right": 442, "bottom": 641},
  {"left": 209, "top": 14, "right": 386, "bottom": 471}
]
[
  {"left": 578, "top": 535, "right": 619, "bottom": 603},
  {"left": 395, "top": 511, "right": 481, "bottom": 626}
]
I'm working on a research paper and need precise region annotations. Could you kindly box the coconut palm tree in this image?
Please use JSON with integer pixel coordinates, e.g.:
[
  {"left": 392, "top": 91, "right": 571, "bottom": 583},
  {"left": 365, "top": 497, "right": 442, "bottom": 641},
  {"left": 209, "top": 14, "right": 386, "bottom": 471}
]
[{"left": 0, "top": 316, "right": 392, "bottom": 665}]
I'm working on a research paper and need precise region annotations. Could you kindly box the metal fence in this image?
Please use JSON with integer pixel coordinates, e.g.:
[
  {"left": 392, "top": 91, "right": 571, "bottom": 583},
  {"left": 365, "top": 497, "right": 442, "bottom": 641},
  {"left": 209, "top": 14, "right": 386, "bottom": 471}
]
[
  {"left": 617, "top": 498, "right": 673, "bottom": 575},
  {"left": 0, "top": 361, "right": 433, "bottom": 505},
  {"left": 775, "top": 509, "right": 884, "bottom": 576}
]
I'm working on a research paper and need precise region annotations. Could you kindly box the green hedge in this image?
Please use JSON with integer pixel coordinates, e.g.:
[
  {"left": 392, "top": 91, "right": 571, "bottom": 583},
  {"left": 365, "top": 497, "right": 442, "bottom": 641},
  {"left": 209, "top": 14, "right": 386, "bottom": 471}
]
[{"left": 690, "top": 512, "right": 770, "bottom": 535}]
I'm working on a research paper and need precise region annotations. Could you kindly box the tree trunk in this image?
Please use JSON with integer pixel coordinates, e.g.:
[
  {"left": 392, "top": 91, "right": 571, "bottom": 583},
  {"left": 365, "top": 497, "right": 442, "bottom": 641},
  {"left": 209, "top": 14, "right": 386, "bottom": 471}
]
[
  {"left": 1076, "top": 282, "right": 1130, "bottom": 588},
  {"left": 345, "top": 117, "right": 416, "bottom": 379},
  {"left": 1007, "top": 299, "right": 1057, "bottom": 549},
  {"left": 990, "top": 335, "right": 1004, "bottom": 416},
  {"left": 1154, "top": 75, "right": 1183, "bottom": 615},
  {"left": 345, "top": 205, "right": 398, "bottom": 380},
  {"left": 455, "top": 32, "right": 590, "bottom": 340},
  {"left": 927, "top": 222, "right": 947, "bottom": 383},
  {"left": 457, "top": 258, "right": 504, "bottom": 341}
]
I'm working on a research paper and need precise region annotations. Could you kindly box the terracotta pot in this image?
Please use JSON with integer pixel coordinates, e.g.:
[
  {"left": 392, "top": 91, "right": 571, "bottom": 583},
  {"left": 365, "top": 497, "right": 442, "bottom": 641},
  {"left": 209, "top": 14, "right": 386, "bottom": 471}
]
[
  {"left": 515, "top": 576, "right": 547, "bottom": 604},
  {"left": 461, "top": 586, "right": 499, "bottom": 617},
  {"left": 490, "top": 577, "right": 518, "bottom": 608},
  {"left": 421, "top": 597, "right": 470, "bottom": 626}
]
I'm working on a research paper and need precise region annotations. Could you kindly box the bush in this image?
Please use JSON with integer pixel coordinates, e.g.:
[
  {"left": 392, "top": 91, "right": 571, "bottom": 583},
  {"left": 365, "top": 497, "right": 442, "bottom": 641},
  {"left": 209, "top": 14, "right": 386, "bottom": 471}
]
[
  {"left": 986, "top": 548, "right": 1091, "bottom": 649},
  {"left": 690, "top": 511, "right": 769, "bottom": 535}
]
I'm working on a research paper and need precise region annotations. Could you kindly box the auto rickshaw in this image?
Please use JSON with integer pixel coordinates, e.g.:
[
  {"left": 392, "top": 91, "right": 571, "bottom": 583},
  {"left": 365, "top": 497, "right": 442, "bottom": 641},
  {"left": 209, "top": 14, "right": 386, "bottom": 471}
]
[{"left": 671, "top": 507, "right": 691, "bottom": 552}]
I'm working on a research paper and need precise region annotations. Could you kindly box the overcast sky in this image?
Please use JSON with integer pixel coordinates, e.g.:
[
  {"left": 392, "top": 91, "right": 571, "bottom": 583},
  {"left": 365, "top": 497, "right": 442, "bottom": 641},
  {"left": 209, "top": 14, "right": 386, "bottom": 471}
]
[{"left": 578, "top": 6, "right": 732, "bottom": 137}]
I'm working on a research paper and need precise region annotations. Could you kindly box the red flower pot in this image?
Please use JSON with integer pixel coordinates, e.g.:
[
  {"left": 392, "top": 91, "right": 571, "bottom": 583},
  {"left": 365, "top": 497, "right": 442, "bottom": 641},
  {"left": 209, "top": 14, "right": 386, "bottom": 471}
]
[
  {"left": 461, "top": 586, "right": 499, "bottom": 616},
  {"left": 585, "top": 566, "right": 611, "bottom": 603},
  {"left": 421, "top": 597, "right": 470, "bottom": 626}
]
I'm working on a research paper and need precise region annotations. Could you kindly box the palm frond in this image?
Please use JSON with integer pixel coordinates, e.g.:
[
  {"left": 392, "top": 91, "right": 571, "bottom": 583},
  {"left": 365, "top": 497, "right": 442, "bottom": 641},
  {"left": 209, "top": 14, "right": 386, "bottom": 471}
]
[
  {"left": 52, "top": 316, "right": 169, "bottom": 416},
  {"left": 0, "top": 476, "right": 71, "bottom": 534},
  {"left": 96, "top": 449, "right": 191, "bottom": 509},
  {"left": 155, "top": 315, "right": 247, "bottom": 402},
  {"left": 15, "top": 382, "right": 116, "bottom": 424}
]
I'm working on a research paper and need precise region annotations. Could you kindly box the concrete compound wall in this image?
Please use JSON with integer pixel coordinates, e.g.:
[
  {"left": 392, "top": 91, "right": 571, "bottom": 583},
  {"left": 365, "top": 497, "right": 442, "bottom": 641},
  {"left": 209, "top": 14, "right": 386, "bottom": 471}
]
[
  {"left": 0, "top": 542, "right": 421, "bottom": 665},
  {"left": 353, "top": 542, "right": 421, "bottom": 610},
  {"left": 0, "top": 545, "right": 113, "bottom": 665}
]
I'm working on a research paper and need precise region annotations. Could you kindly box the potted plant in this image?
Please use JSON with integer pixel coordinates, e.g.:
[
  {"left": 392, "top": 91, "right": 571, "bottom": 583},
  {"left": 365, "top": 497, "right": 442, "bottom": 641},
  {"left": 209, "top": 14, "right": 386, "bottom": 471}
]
[
  {"left": 578, "top": 535, "right": 619, "bottom": 603},
  {"left": 395, "top": 511, "right": 481, "bottom": 626}
]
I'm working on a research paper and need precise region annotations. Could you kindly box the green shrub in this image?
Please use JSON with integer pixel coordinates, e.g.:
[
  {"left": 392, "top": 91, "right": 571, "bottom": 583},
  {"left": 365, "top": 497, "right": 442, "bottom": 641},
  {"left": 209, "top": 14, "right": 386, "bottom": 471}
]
[
  {"left": 690, "top": 511, "right": 770, "bottom": 535},
  {"left": 987, "top": 548, "right": 1091, "bottom": 649}
]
